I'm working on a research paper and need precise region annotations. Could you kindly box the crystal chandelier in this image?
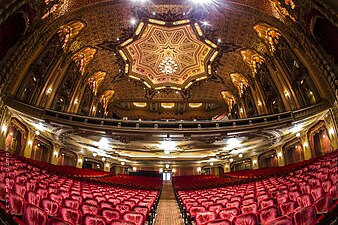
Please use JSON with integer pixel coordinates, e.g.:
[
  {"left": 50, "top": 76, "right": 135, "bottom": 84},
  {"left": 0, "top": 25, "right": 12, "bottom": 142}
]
[{"left": 159, "top": 56, "right": 178, "bottom": 74}]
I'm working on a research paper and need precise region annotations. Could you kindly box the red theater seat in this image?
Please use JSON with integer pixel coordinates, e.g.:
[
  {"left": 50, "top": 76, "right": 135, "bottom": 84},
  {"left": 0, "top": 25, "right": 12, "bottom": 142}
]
[
  {"left": 82, "top": 214, "right": 107, "bottom": 225},
  {"left": 25, "top": 191, "right": 41, "bottom": 206},
  {"left": 258, "top": 205, "right": 279, "bottom": 224},
  {"left": 123, "top": 212, "right": 144, "bottom": 225},
  {"left": 9, "top": 191, "right": 25, "bottom": 215},
  {"left": 280, "top": 200, "right": 298, "bottom": 216},
  {"left": 190, "top": 206, "right": 206, "bottom": 218},
  {"left": 232, "top": 213, "right": 258, "bottom": 225},
  {"left": 206, "top": 219, "right": 231, "bottom": 225},
  {"left": 240, "top": 203, "right": 258, "bottom": 214},
  {"left": 218, "top": 207, "right": 239, "bottom": 222},
  {"left": 109, "top": 220, "right": 135, "bottom": 225},
  {"left": 115, "top": 204, "right": 131, "bottom": 215},
  {"left": 40, "top": 199, "right": 59, "bottom": 216},
  {"left": 293, "top": 206, "right": 316, "bottom": 225},
  {"left": 58, "top": 207, "right": 82, "bottom": 225},
  {"left": 22, "top": 203, "right": 48, "bottom": 225},
  {"left": 265, "top": 215, "right": 293, "bottom": 225},
  {"left": 80, "top": 203, "right": 99, "bottom": 215},
  {"left": 315, "top": 194, "right": 333, "bottom": 214},
  {"left": 47, "top": 217, "right": 73, "bottom": 225},
  {"left": 195, "top": 211, "right": 217, "bottom": 225},
  {"left": 133, "top": 206, "right": 149, "bottom": 219}
]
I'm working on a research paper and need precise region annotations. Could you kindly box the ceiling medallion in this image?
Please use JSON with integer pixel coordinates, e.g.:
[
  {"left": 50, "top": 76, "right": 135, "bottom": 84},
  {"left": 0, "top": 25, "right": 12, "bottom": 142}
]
[{"left": 117, "top": 18, "right": 220, "bottom": 90}]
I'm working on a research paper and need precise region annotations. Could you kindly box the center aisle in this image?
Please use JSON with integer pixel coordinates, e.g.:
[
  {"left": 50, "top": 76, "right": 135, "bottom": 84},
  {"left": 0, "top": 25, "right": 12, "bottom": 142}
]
[{"left": 154, "top": 181, "right": 184, "bottom": 225}]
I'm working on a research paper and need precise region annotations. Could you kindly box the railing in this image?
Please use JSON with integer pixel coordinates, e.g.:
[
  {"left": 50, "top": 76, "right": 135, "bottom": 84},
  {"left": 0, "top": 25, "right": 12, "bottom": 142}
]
[{"left": 5, "top": 97, "right": 330, "bottom": 132}]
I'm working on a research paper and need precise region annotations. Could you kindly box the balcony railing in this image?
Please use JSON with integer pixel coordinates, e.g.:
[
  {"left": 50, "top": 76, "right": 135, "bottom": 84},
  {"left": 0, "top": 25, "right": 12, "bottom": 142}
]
[{"left": 5, "top": 97, "right": 330, "bottom": 133}]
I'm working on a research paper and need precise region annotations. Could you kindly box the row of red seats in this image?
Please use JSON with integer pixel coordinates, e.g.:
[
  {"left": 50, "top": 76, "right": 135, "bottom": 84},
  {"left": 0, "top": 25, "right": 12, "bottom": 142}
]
[
  {"left": 172, "top": 176, "right": 247, "bottom": 191},
  {"left": 221, "top": 158, "right": 316, "bottom": 179},
  {"left": 0, "top": 151, "right": 161, "bottom": 225},
  {"left": 15, "top": 153, "right": 111, "bottom": 178},
  {"left": 175, "top": 151, "right": 338, "bottom": 225}
]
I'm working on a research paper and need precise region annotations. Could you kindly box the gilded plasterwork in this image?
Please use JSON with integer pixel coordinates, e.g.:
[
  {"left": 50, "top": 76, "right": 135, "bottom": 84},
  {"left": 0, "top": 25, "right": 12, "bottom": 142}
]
[{"left": 120, "top": 19, "right": 218, "bottom": 90}]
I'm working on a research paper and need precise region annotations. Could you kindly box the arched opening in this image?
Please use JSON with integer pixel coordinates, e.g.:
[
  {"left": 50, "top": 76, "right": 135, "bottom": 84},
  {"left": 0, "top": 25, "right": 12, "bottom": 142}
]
[
  {"left": 230, "top": 159, "right": 252, "bottom": 172},
  {"left": 5, "top": 118, "right": 28, "bottom": 156},
  {"left": 258, "top": 150, "right": 278, "bottom": 168},
  {"left": 58, "top": 149, "right": 77, "bottom": 166},
  {"left": 308, "top": 122, "right": 332, "bottom": 157},
  {"left": 31, "top": 137, "right": 52, "bottom": 162},
  {"left": 0, "top": 12, "right": 26, "bottom": 60},
  {"left": 283, "top": 140, "right": 304, "bottom": 165},
  {"left": 83, "top": 158, "right": 104, "bottom": 171},
  {"left": 312, "top": 17, "right": 338, "bottom": 64}
]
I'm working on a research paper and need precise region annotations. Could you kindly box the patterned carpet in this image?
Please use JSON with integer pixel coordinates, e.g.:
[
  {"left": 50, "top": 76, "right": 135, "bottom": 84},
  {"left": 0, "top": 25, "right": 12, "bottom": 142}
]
[{"left": 154, "top": 181, "right": 184, "bottom": 225}]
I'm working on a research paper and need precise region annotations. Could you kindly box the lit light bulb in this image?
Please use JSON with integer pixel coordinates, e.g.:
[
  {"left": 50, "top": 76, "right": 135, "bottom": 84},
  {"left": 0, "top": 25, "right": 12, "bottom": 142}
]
[{"left": 121, "top": 161, "right": 125, "bottom": 165}]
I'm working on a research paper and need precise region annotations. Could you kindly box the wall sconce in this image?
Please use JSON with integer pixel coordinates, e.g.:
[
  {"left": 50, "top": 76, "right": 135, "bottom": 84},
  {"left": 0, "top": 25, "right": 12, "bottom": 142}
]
[
  {"left": 225, "top": 164, "right": 229, "bottom": 168},
  {"left": 133, "top": 167, "right": 137, "bottom": 171},
  {"left": 74, "top": 98, "right": 79, "bottom": 105},
  {"left": 1, "top": 125, "right": 7, "bottom": 134},
  {"left": 105, "top": 163, "right": 110, "bottom": 167},
  {"left": 253, "top": 159, "right": 257, "bottom": 164},
  {"left": 172, "top": 168, "right": 176, "bottom": 173},
  {"left": 329, "top": 128, "right": 334, "bottom": 136},
  {"left": 238, "top": 153, "right": 243, "bottom": 158},
  {"left": 239, "top": 108, "right": 243, "bottom": 113},
  {"left": 35, "top": 130, "right": 40, "bottom": 135},
  {"left": 165, "top": 164, "right": 170, "bottom": 169},
  {"left": 121, "top": 161, "right": 125, "bottom": 166},
  {"left": 197, "top": 167, "right": 202, "bottom": 172},
  {"left": 296, "top": 132, "right": 300, "bottom": 137},
  {"left": 257, "top": 101, "right": 262, "bottom": 107},
  {"left": 102, "top": 157, "right": 106, "bottom": 162},
  {"left": 229, "top": 158, "right": 234, "bottom": 162},
  {"left": 28, "top": 140, "right": 33, "bottom": 146},
  {"left": 46, "top": 88, "right": 52, "bottom": 95},
  {"left": 53, "top": 151, "right": 58, "bottom": 157},
  {"left": 284, "top": 91, "right": 290, "bottom": 99},
  {"left": 210, "top": 162, "right": 214, "bottom": 166},
  {"left": 159, "top": 168, "right": 163, "bottom": 173},
  {"left": 78, "top": 159, "right": 83, "bottom": 163},
  {"left": 277, "top": 152, "right": 283, "bottom": 157},
  {"left": 303, "top": 142, "right": 308, "bottom": 148},
  {"left": 93, "top": 153, "right": 97, "bottom": 157}
]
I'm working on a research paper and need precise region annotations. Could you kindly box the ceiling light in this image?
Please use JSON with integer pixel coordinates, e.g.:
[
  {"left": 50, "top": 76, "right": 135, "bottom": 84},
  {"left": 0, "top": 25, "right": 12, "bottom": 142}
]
[
  {"left": 217, "top": 38, "right": 221, "bottom": 43},
  {"left": 201, "top": 21, "right": 209, "bottom": 26},
  {"left": 102, "top": 157, "right": 106, "bottom": 162},
  {"left": 130, "top": 19, "right": 137, "bottom": 25},
  {"left": 322, "top": 134, "right": 326, "bottom": 138},
  {"left": 165, "top": 164, "right": 170, "bottom": 169},
  {"left": 160, "top": 140, "right": 176, "bottom": 151},
  {"left": 238, "top": 153, "right": 243, "bottom": 158},
  {"left": 229, "top": 158, "right": 233, "bottom": 162},
  {"left": 190, "top": 0, "right": 219, "bottom": 6},
  {"left": 99, "top": 137, "right": 110, "bottom": 150},
  {"left": 329, "top": 128, "right": 334, "bottom": 135},
  {"left": 164, "top": 150, "right": 170, "bottom": 155}
]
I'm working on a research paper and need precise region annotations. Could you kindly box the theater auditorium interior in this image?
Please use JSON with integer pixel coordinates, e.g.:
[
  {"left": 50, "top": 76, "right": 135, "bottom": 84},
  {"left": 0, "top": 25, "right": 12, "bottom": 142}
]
[{"left": 0, "top": 0, "right": 338, "bottom": 224}]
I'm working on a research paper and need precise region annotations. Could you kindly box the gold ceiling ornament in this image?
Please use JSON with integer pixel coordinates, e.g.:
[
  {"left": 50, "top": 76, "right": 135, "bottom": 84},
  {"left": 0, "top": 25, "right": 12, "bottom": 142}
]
[
  {"left": 230, "top": 73, "right": 249, "bottom": 97},
  {"left": 72, "top": 47, "right": 97, "bottom": 76},
  {"left": 100, "top": 90, "right": 115, "bottom": 111},
  {"left": 88, "top": 71, "right": 106, "bottom": 96},
  {"left": 240, "top": 49, "right": 265, "bottom": 78},
  {"left": 254, "top": 23, "right": 281, "bottom": 53},
  {"left": 221, "top": 91, "right": 237, "bottom": 112},
  {"left": 41, "top": 0, "right": 64, "bottom": 20},
  {"left": 269, "top": 0, "right": 296, "bottom": 22},
  {"left": 57, "top": 20, "right": 85, "bottom": 50},
  {"left": 118, "top": 18, "right": 219, "bottom": 90}
]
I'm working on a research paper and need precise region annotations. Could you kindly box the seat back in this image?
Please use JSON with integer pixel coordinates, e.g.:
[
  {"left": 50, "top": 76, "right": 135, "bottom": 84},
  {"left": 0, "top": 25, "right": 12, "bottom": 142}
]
[
  {"left": 280, "top": 201, "right": 298, "bottom": 216},
  {"left": 189, "top": 206, "right": 206, "bottom": 217},
  {"left": 9, "top": 191, "right": 24, "bottom": 215},
  {"left": 82, "top": 214, "right": 107, "bottom": 225},
  {"left": 115, "top": 203, "right": 131, "bottom": 215},
  {"left": 123, "top": 212, "right": 144, "bottom": 225},
  {"left": 49, "top": 193, "right": 63, "bottom": 205},
  {"left": 232, "top": 213, "right": 258, "bottom": 225},
  {"left": 297, "top": 194, "right": 314, "bottom": 207},
  {"left": 195, "top": 211, "right": 217, "bottom": 225},
  {"left": 218, "top": 207, "right": 239, "bottom": 221},
  {"left": 206, "top": 219, "right": 231, "bottom": 225},
  {"left": 293, "top": 206, "right": 316, "bottom": 225},
  {"left": 80, "top": 203, "right": 99, "bottom": 215},
  {"left": 133, "top": 206, "right": 149, "bottom": 218},
  {"left": 22, "top": 203, "right": 48, "bottom": 225},
  {"left": 311, "top": 186, "right": 324, "bottom": 201},
  {"left": 265, "top": 215, "right": 293, "bottom": 225},
  {"left": 63, "top": 198, "right": 80, "bottom": 209},
  {"left": 47, "top": 217, "right": 73, "bottom": 225},
  {"left": 100, "top": 208, "right": 121, "bottom": 222},
  {"left": 40, "top": 199, "right": 59, "bottom": 216},
  {"left": 25, "top": 191, "right": 41, "bottom": 206},
  {"left": 240, "top": 203, "right": 258, "bottom": 214},
  {"left": 59, "top": 206, "right": 82, "bottom": 224},
  {"left": 258, "top": 205, "right": 279, "bottom": 224}
]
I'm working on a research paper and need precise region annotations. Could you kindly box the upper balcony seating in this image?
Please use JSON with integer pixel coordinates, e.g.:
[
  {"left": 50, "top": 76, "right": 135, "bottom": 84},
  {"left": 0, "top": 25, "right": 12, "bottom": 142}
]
[
  {"left": 0, "top": 150, "right": 161, "bottom": 225},
  {"left": 175, "top": 151, "right": 338, "bottom": 225}
]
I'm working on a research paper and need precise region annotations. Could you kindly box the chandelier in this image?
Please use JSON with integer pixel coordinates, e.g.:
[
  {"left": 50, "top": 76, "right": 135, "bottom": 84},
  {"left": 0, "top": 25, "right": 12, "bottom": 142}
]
[{"left": 159, "top": 57, "right": 178, "bottom": 74}]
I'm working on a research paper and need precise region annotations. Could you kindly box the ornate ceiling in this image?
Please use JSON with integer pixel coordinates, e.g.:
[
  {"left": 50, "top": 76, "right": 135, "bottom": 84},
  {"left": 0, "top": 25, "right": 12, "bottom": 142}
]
[{"left": 40, "top": 0, "right": 293, "bottom": 120}]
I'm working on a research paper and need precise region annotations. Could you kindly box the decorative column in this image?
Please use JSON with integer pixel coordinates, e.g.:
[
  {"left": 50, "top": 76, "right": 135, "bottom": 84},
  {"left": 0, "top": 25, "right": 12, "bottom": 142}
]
[
  {"left": 23, "top": 129, "right": 35, "bottom": 158},
  {"left": 223, "top": 163, "right": 231, "bottom": 173},
  {"left": 252, "top": 156, "right": 259, "bottom": 170},
  {"left": 76, "top": 155, "right": 85, "bottom": 168},
  {"left": 300, "top": 134, "right": 312, "bottom": 160},
  {"left": 51, "top": 144, "right": 61, "bottom": 165},
  {"left": 276, "top": 146, "right": 285, "bottom": 166},
  {"left": 104, "top": 161, "right": 111, "bottom": 172}
]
